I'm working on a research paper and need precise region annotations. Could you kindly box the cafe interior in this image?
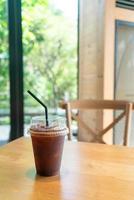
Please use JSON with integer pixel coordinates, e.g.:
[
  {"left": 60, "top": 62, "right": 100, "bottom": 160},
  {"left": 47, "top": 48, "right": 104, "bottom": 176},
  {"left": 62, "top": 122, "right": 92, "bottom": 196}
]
[{"left": 1, "top": 0, "right": 134, "bottom": 199}]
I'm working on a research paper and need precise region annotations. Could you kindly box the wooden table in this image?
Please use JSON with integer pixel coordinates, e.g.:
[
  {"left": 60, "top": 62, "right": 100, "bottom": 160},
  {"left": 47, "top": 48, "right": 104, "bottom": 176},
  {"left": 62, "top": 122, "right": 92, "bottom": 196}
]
[{"left": 1, "top": 138, "right": 134, "bottom": 200}]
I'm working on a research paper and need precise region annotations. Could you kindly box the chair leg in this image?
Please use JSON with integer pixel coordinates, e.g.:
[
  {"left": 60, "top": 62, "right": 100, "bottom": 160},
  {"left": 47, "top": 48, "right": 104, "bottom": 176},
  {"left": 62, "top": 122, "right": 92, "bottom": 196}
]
[{"left": 124, "top": 103, "right": 133, "bottom": 146}]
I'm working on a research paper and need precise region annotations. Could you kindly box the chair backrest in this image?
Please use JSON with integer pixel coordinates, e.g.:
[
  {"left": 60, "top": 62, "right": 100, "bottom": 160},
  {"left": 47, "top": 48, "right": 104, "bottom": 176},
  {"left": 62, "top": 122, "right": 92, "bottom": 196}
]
[{"left": 59, "top": 99, "right": 133, "bottom": 146}]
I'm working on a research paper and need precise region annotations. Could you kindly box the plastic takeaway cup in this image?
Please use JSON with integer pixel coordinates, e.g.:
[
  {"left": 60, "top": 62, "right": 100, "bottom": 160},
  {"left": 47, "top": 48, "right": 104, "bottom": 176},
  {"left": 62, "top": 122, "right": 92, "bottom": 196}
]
[{"left": 29, "top": 116, "right": 67, "bottom": 176}]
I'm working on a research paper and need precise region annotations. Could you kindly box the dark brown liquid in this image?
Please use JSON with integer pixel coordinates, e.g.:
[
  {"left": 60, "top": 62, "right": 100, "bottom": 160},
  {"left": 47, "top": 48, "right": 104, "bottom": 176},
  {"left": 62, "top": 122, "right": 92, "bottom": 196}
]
[{"left": 31, "top": 132, "right": 65, "bottom": 176}]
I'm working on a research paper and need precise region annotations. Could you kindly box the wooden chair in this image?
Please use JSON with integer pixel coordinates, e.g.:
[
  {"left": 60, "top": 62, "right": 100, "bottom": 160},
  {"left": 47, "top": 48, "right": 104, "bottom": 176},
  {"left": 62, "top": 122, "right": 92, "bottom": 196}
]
[{"left": 59, "top": 100, "right": 133, "bottom": 146}]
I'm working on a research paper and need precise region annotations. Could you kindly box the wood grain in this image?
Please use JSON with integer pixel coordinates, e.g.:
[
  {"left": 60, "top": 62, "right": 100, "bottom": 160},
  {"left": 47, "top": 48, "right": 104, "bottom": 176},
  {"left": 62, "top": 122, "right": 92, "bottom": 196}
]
[{"left": 1, "top": 137, "right": 134, "bottom": 199}]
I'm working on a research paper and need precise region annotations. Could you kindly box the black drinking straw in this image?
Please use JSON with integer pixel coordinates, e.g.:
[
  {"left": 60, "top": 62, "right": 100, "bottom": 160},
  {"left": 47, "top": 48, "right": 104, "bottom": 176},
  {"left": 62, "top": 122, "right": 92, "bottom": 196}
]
[{"left": 27, "top": 90, "right": 49, "bottom": 126}]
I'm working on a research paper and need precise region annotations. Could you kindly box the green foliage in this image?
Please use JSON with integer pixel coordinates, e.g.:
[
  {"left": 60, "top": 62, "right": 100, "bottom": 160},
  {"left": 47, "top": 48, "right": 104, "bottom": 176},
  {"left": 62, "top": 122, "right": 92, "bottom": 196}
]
[
  {"left": 0, "top": 0, "right": 9, "bottom": 110},
  {"left": 0, "top": 0, "right": 77, "bottom": 114},
  {"left": 23, "top": 0, "right": 77, "bottom": 109}
]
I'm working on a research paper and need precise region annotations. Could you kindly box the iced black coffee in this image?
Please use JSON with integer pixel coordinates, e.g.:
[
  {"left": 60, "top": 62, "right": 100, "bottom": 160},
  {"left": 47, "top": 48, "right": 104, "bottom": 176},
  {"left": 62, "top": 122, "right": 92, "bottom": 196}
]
[{"left": 30, "top": 117, "right": 67, "bottom": 176}]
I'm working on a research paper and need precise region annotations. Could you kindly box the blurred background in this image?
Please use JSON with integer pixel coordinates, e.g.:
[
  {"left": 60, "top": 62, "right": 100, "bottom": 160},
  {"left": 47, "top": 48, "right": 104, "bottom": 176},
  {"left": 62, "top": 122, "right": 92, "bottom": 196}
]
[{"left": 0, "top": 0, "right": 78, "bottom": 144}]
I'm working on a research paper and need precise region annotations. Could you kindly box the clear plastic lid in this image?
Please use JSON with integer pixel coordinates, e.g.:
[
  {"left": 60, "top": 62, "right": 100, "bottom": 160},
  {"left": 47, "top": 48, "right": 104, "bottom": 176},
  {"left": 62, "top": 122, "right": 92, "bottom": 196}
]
[{"left": 29, "top": 116, "right": 68, "bottom": 135}]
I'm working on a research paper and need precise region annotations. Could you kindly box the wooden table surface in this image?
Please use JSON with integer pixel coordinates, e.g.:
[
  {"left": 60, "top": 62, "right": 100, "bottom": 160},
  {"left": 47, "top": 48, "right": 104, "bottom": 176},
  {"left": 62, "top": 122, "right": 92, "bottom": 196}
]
[{"left": 1, "top": 138, "right": 134, "bottom": 200}]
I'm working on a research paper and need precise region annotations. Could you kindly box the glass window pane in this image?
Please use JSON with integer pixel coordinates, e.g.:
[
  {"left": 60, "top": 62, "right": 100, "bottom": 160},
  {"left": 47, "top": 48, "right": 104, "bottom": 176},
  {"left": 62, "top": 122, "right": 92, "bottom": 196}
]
[
  {"left": 115, "top": 21, "right": 134, "bottom": 145},
  {"left": 0, "top": 0, "right": 10, "bottom": 145},
  {"left": 22, "top": 0, "right": 78, "bottom": 134}
]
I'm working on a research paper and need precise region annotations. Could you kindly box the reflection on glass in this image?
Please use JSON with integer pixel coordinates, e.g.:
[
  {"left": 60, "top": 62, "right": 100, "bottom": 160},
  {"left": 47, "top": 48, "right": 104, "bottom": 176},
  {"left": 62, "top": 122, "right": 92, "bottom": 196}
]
[
  {"left": 0, "top": 0, "right": 10, "bottom": 145},
  {"left": 115, "top": 21, "right": 134, "bottom": 145},
  {"left": 22, "top": 0, "right": 78, "bottom": 134},
  {"left": 115, "top": 23, "right": 134, "bottom": 100}
]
